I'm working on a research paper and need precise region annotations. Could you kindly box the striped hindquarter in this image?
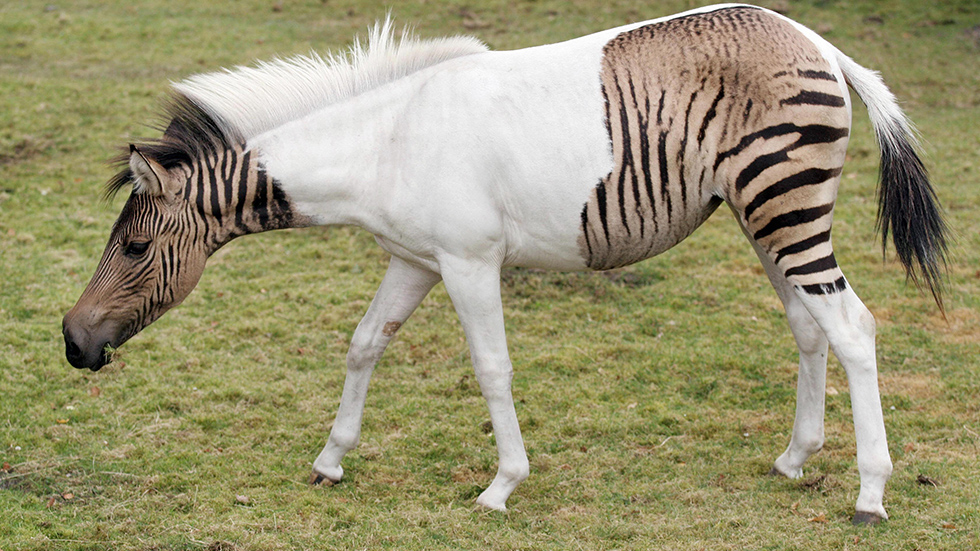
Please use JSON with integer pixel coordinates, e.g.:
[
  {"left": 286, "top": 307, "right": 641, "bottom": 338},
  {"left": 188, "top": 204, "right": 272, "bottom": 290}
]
[{"left": 580, "top": 6, "right": 850, "bottom": 294}]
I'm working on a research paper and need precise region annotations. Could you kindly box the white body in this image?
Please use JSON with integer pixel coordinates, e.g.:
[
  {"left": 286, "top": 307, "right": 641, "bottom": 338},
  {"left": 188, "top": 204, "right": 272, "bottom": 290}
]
[{"left": 252, "top": 27, "right": 622, "bottom": 272}]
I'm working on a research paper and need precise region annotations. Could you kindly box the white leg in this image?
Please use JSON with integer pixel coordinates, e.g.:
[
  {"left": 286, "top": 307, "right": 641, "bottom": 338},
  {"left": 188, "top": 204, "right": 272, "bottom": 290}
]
[
  {"left": 796, "top": 286, "right": 892, "bottom": 523},
  {"left": 311, "top": 256, "right": 441, "bottom": 484},
  {"left": 746, "top": 242, "right": 830, "bottom": 478},
  {"left": 439, "top": 258, "right": 529, "bottom": 511},
  {"left": 771, "top": 296, "right": 829, "bottom": 478},
  {"left": 739, "top": 216, "right": 888, "bottom": 522}
]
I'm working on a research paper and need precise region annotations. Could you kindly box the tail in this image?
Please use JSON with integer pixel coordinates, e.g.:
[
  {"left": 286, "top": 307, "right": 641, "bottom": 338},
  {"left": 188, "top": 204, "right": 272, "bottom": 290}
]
[{"left": 835, "top": 51, "right": 949, "bottom": 310}]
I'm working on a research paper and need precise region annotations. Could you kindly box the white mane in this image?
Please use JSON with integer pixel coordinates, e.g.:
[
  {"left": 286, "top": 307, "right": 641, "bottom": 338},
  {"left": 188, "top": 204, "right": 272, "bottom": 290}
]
[{"left": 173, "top": 18, "right": 487, "bottom": 143}]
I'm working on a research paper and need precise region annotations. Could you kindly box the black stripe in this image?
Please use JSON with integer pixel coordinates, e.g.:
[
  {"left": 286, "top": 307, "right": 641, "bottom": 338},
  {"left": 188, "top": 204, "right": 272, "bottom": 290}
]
[
  {"left": 784, "top": 252, "right": 838, "bottom": 277},
  {"left": 800, "top": 276, "right": 847, "bottom": 295},
  {"left": 753, "top": 203, "right": 834, "bottom": 241},
  {"left": 223, "top": 151, "right": 235, "bottom": 209},
  {"left": 581, "top": 208, "right": 593, "bottom": 259},
  {"left": 656, "top": 89, "right": 666, "bottom": 125},
  {"left": 678, "top": 90, "right": 698, "bottom": 214},
  {"left": 717, "top": 123, "right": 802, "bottom": 169},
  {"left": 744, "top": 167, "right": 842, "bottom": 219},
  {"left": 773, "top": 229, "right": 832, "bottom": 264},
  {"left": 682, "top": 90, "right": 698, "bottom": 138},
  {"left": 236, "top": 150, "right": 250, "bottom": 232},
  {"left": 206, "top": 153, "right": 222, "bottom": 224},
  {"left": 698, "top": 80, "right": 725, "bottom": 146},
  {"left": 658, "top": 130, "right": 671, "bottom": 221},
  {"left": 798, "top": 69, "right": 838, "bottom": 82},
  {"left": 796, "top": 124, "right": 850, "bottom": 147},
  {"left": 159, "top": 247, "right": 170, "bottom": 286},
  {"left": 735, "top": 149, "right": 789, "bottom": 192},
  {"left": 639, "top": 95, "right": 655, "bottom": 233},
  {"left": 254, "top": 167, "right": 269, "bottom": 229},
  {"left": 614, "top": 76, "right": 633, "bottom": 236},
  {"left": 194, "top": 164, "right": 207, "bottom": 217},
  {"left": 601, "top": 82, "right": 611, "bottom": 135},
  {"left": 626, "top": 76, "right": 647, "bottom": 237},
  {"left": 219, "top": 149, "right": 230, "bottom": 194},
  {"left": 780, "top": 90, "right": 846, "bottom": 108},
  {"left": 742, "top": 98, "right": 753, "bottom": 125},
  {"left": 630, "top": 94, "right": 648, "bottom": 237},
  {"left": 616, "top": 156, "right": 631, "bottom": 238},
  {"left": 595, "top": 183, "right": 609, "bottom": 244},
  {"left": 167, "top": 244, "right": 177, "bottom": 281},
  {"left": 714, "top": 123, "right": 849, "bottom": 171}
]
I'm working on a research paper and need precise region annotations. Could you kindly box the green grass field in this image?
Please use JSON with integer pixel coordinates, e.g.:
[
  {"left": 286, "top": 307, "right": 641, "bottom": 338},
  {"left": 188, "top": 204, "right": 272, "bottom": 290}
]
[{"left": 2, "top": 1, "right": 978, "bottom": 549}]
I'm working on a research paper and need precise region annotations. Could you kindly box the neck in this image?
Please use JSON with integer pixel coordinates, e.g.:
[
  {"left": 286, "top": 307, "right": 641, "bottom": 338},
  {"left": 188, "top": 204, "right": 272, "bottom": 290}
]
[
  {"left": 189, "top": 144, "right": 313, "bottom": 255},
  {"left": 244, "top": 79, "right": 415, "bottom": 234}
]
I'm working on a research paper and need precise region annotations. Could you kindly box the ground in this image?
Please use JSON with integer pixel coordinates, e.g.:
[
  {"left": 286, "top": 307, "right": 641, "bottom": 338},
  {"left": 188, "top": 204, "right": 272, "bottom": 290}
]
[{"left": 1, "top": 1, "right": 978, "bottom": 549}]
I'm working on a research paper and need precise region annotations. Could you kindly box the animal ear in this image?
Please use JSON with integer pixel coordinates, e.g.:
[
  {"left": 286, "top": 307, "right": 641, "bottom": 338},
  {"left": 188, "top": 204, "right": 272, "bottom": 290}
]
[{"left": 129, "top": 145, "right": 177, "bottom": 198}]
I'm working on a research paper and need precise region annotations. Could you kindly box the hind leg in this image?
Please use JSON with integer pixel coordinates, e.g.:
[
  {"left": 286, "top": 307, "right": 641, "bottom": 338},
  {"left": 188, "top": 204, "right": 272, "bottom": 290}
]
[
  {"left": 794, "top": 285, "right": 891, "bottom": 523},
  {"left": 746, "top": 231, "right": 891, "bottom": 522},
  {"left": 744, "top": 239, "right": 830, "bottom": 479},
  {"left": 731, "top": 181, "right": 891, "bottom": 521}
]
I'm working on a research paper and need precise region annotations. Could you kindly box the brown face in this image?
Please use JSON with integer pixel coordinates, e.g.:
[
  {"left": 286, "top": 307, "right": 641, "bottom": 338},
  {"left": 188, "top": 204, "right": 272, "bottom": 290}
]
[{"left": 63, "top": 149, "right": 209, "bottom": 371}]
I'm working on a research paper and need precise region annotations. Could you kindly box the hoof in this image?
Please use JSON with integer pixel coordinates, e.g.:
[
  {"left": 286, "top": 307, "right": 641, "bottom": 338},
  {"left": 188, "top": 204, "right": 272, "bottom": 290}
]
[
  {"left": 475, "top": 492, "right": 508, "bottom": 512},
  {"left": 851, "top": 511, "right": 884, "bottom": 525},
  {"left": 309, "top": 472, "right": 335, "bottom": 486},
  {"left": 475, "top": 500, "right": 507, "bottom": 513},
  {"left": 768, "top": 465, "right": 801, "bottom": 478}
]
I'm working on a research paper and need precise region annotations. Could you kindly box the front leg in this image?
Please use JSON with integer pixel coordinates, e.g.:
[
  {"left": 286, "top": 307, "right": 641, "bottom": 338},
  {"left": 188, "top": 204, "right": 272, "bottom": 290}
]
[
  {"left": 311, "top": 255, "right": 441, "bottom": 484},
  {"left": 440, "top": 258, "right": 529, "bottom": 511}
]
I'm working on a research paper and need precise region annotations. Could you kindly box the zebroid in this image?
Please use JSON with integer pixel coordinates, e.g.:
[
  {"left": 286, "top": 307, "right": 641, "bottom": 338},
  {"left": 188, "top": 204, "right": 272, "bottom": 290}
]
[{"left": 63, "top": 4, "right": 948, "bottom": 524}]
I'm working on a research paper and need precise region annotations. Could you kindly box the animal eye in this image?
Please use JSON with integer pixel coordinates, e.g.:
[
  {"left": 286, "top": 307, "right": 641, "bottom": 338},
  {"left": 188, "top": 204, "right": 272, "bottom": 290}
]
[{"left": 124, "top": 241, "right": 151, "bottom": 257}]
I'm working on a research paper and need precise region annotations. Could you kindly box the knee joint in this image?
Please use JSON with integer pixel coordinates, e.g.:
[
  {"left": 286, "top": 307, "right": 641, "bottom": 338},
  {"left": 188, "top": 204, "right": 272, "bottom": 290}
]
[
  {"left": 346, "top": 347, "right": 378, "bottom": 371},
  {"left": 347, "top": 333, "right": 385, "bottom": 371}
]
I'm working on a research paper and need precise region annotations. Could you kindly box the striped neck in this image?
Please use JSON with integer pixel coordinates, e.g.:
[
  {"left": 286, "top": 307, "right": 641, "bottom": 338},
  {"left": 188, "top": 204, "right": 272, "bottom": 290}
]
[{"left": 185, "top": 144, "right": 310, "bottom": 254}]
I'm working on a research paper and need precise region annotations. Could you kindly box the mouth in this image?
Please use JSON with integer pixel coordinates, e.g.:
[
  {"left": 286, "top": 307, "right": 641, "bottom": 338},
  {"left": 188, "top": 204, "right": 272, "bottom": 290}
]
[
  {"left": 89, "top": 344, "right": 113, "bottom": 372},
  {"left": 64, "top": 330, "right": 113, "bottom": 372}
]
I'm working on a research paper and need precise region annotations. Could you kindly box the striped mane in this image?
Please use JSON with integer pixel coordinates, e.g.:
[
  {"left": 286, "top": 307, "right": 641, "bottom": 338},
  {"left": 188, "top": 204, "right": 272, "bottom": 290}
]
[{"left": 174, "top": 19, "right": 487, "bottom": 144}]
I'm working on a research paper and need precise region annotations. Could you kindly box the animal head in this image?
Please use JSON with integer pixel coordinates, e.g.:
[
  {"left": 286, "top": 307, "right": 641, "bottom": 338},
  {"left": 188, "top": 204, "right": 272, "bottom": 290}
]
[
  {"left": 62, "top": 143, "right": 213, "bottom": 371},
  {"left": 62, "top": 97, "right": 299, "bottom": 371}
]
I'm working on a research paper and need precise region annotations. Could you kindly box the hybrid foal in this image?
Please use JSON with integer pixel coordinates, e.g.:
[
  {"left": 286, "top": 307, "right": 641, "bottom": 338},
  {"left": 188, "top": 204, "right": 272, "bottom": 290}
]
[{"left": 63, "top": 5, "right": 947, "bottom": 524}]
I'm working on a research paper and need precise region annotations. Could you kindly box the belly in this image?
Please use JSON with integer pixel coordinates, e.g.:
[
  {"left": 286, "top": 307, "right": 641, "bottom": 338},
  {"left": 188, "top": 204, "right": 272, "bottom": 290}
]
[
  {"left": 579, "top": 190, "right": 723, "bottom": 270},
  {"left": 499, "top": 171, "right": 723, "bottom": 272}
]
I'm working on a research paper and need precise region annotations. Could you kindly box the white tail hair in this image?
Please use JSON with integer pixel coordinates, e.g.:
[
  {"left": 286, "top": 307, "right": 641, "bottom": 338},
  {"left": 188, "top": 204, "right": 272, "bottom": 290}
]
[{"left": 834, "top": 49, "right": 947, "bottom": 307}]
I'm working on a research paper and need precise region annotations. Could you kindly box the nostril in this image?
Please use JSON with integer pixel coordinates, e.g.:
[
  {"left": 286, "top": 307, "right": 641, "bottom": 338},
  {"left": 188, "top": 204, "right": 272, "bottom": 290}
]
[{"left": 64, "top": 331, "right": 83, "bottom": 361}]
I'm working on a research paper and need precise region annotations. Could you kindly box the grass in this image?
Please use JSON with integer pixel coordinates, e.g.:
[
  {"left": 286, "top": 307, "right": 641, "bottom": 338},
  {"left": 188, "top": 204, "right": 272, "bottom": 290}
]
[{"left": 1, "top": 0, "right": 979, "bottom": 549}]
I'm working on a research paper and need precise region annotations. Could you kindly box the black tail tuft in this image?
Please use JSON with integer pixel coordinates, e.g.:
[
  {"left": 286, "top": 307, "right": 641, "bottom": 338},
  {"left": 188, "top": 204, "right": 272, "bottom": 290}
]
[{"left": 875, "top": 131, "right": 949, "bottom": 311}]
